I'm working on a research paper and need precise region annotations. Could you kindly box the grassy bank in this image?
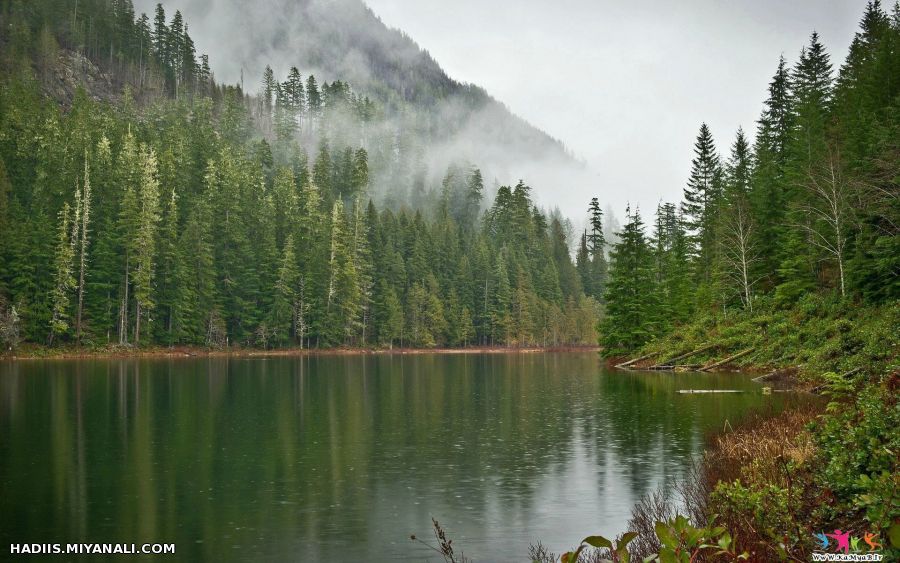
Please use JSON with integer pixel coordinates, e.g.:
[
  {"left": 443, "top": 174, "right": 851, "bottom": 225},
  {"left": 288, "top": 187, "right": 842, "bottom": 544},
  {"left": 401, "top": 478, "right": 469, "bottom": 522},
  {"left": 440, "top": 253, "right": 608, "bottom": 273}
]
[
  {"left": 579, "top": 296, "right": 900, "bottom": 562},
  {"left": 630, "top": 295, "right": 898, "bottom": 385}
]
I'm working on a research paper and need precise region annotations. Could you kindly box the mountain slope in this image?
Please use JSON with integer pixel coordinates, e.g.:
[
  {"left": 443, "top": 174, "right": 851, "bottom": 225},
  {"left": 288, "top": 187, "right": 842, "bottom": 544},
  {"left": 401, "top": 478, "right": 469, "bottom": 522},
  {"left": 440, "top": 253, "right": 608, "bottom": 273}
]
[{"left": 134, "top": 0, "right": 583, "bottom": 192}]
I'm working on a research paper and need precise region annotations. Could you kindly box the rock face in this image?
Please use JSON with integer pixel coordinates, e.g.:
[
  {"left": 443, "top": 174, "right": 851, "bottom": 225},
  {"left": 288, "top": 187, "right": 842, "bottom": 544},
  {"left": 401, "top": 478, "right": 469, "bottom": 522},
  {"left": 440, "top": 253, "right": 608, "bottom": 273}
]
[{"left": 43, "top": 50, "right": 119, "bottom": 108}]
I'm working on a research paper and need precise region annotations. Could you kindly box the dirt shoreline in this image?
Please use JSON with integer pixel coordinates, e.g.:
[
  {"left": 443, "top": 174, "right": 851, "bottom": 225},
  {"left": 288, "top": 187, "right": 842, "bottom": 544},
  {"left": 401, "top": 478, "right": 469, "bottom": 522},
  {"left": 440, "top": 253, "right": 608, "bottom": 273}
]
[{"left": 2, "top": 344, "right": 603, "bottom": 361}]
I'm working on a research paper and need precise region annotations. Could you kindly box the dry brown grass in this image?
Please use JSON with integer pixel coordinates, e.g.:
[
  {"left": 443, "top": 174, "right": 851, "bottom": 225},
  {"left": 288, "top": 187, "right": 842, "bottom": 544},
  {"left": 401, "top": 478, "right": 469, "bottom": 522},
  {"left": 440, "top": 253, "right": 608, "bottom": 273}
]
[{"left": 710, "top": 406, "right": 818, "bottom": 479}]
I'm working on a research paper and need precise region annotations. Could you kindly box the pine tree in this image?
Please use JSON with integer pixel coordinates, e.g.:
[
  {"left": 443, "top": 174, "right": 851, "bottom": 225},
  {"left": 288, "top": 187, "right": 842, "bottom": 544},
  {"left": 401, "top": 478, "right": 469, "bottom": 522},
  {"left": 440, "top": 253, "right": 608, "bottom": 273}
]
[
  {"left": 74, "top": 153, "right": 91, "bottom": 343},
  {"left": 117, "top": 131, "right": 142, "bottom": 344},
  {"left": 652, "top": 202, "right": 693, "bottom": 325},
  {"left": 352, "top": 148, "right": 369, "bottom": 199},
  {"left": 719, "top": 129, "right": 761, "bottom": 309},
  {"left": 576, "top": 230, "right": 592, "bottom": 296},
  {"left": 377, "top": 282, "right": 404, "bottom": 348},
  {"left": 306, "top": 75, "right": 321, "bottom": 130},
  {"left": 789, "top": 32, "right": 834, "bottom": 173},
  {"left": 750, "top": 55, "right": 794, "bottom": 287},
  {"left": 132, "top": 146, "right": 161, "bottom": 343},
  {"left": 776, "top": 33, "right": 835, "bottom": 301},
  {"left": 156, "top": 185, "right": 179, "bottom": 343},
  {"left": 464, "top": 167, "right": 484, "bottom": 229},
  {"left": 587, "top": 197, "right": 608, "bottom": 299},
  {"left": 600, "top": 206, "right": 657, "bottom": 354},
  {"left": 351, "top": 197, "right": 374, "bottom": 344},
  {"left": 152, "top": 3, "right": 168, "bottom": 64},
  {"left": 324, "top": 200, "right": 360, "bottom": 344},
  {"left": 272, "top": 234, "right": 300, "bottom": 345},
  {"left": 313, "top": 139, "right": 332, "bottom": 202},
  {"left": 682, "top": 123, "right": 723, "bottom": 280},
  {"left": 286, "top": 66, "right": 305, "bottom": 129},
  {"left": 262, "top": 65, "right": 276, "bottom": 113},
  {"left": 48, "top": 202, "right": 76, "bottom": 345}
]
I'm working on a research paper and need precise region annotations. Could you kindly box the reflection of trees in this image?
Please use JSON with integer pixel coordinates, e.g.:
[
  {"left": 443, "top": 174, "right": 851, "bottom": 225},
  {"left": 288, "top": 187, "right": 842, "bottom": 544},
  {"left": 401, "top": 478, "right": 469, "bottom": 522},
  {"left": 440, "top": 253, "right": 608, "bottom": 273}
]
[
  {"left": 0, "top": 355, "right": 792, "bottom": 561},
  {"left": 577, "top": 370, "right": 792, "bottom": 500}
]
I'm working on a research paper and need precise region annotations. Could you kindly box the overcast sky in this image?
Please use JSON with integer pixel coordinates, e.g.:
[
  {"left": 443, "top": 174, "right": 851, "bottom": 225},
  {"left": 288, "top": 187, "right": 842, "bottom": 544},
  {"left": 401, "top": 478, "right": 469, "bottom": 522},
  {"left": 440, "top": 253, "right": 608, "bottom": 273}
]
[
  {"left": 135, "top": 0, "right": 868, "bottom": 222},
  {"left": 361, "top": 0, "right": 865, "bottom": 219}
]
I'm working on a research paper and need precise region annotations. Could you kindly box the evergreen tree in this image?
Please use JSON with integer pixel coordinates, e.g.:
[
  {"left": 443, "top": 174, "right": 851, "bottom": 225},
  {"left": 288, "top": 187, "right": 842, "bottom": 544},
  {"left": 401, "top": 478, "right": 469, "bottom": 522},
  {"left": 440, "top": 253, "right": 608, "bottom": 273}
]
[
  {"left": 131, "top": 146, "right": 161, "bottom": 343},
  {"left": 750, "top": 55, "right": 794, "bottom": 287},
  {"left": 48, "top": 202, "right": 76, "bottom": 345},
  {"left": 600, "top": 207, "right": 657, "bottom": 355},
  {"left": 587, "top": 197, "right": 608, "bottom": 299},
  {"left": 682, "top": 123, "right": 723, "bottom": 281},
  {"left": 652, "top": 202, "right": 693, "bottom": 326},
  {"left": 272, "top": 234, "right": 300, "bottom": 345},
  {"left": 719, "top": 129, "right": 761, "bottom": 309},
  {"left": 262, "top": 65, "right": 276, "bottom": 113},
  {"left": 74, "top": 154, "right": 91, "bottom": 343}
]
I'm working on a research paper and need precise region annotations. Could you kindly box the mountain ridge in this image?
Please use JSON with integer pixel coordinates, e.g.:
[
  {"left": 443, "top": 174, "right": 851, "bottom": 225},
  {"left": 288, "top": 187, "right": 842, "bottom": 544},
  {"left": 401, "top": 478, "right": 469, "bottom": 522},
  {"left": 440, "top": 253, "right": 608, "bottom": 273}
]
[{"left": 133, "top": 0, "right": 582, "bottom": 183}]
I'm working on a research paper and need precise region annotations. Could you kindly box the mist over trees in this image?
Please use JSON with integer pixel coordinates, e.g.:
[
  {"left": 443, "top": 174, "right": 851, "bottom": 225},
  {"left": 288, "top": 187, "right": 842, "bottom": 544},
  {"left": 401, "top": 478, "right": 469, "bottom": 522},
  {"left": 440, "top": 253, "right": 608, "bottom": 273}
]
[
  {"left": 599, "top": 0, "right": 900, "bottom": 355},
  {"left": 0, "top": 0, "right": 600, "bottom": 350}
]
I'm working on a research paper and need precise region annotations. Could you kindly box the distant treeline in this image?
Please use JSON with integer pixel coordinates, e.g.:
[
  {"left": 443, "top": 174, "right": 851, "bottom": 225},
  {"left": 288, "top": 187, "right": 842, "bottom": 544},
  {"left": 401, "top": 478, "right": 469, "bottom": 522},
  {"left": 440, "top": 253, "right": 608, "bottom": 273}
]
[
  {"left": 598, "top": 1, "right": 900, "bottom": 355},
  {"left": 0, "top": 0, "right": 599, "bottom": 349}
]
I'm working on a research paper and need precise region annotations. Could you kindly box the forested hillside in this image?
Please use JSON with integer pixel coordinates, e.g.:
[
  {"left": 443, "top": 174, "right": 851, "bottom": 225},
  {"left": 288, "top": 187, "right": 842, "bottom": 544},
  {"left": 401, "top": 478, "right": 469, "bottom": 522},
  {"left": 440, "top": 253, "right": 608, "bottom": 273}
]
[
  {"left": 130, "top": 0, "right": 581, "bottom": 208},
  {"left": 0, "top": 0, "right": 599, "bottom": 350},
  {"left": 583, "top": 4, "right": 899, "bottom": 558},
  {"left": 598, "top": 1, "right": 900, "bottom": 356}
]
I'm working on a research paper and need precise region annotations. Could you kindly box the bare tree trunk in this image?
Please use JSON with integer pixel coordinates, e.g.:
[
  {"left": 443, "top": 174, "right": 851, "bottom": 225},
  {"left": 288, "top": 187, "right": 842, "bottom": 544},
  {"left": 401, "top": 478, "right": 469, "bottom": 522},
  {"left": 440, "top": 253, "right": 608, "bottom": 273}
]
[
  {"left": 120, "top": 256, "right": 129, "bottom": 345},
  {"left": 75, "top": 157, "right": 91, "bottom": 344},
  {"left": 135, "top": 302, "right": 141, "bottom": 344},
  {"left": 798, "top": 150, "right": 853, "bottom": 298}
]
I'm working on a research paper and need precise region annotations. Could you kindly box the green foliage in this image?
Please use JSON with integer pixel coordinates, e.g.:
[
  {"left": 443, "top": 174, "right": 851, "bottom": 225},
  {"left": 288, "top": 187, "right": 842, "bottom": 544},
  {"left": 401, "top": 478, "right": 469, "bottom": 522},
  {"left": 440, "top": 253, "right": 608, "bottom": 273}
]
[
  {"left": 0, "top": 7, "right": 599, "bottom": 351},
  {"left": 812, "top": 380, "right": 900, "bottom": 532},
  {"left": 600, "top": 207, "right": 658, "bottom": 355},
  {"left": 558, "top": 531, "right": 636, "bottom": 563},
  {"left": 553, "top": 517, "right": 746, "bottom": 563},
  {"left": 634, "top": 295, "right": 898, "bottom": 380},
  {"left": 649, "top": 515, "right": 748, "bottom": 562},
  {"left": 600, "top": 1, "right": 899, "bottom": 356}
]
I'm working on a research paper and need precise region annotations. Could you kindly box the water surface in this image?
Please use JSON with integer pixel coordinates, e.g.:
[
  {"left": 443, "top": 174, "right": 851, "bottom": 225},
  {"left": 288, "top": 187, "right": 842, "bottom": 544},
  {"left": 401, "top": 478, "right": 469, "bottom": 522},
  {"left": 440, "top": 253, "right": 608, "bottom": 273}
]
[{"left": 0, "top": 352, "right": 794, "bottom": 561}]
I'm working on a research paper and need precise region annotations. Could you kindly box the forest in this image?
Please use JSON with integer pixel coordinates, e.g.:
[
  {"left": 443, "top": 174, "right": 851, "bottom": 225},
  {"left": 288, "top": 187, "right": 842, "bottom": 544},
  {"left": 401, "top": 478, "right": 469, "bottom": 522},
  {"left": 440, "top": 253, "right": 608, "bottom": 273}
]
[
  {"left": 0, "top": 0, "right": 898, "bottom": 560},
  {"left": 0, "top": 0, "right": 599, "bottom": 351},
  {"left": 576, "top": 3, "right": 899, "bottom": 560},
  {"left": 596, "top": 2, "right": 899, "bottom": 356}
]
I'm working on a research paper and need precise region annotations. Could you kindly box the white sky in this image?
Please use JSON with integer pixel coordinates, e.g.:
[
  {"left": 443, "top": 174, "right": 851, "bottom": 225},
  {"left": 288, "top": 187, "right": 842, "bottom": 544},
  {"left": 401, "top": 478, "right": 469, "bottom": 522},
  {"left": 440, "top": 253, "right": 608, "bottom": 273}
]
[{"left": 361, "top": 0, "right": 865, "bottom": 220}]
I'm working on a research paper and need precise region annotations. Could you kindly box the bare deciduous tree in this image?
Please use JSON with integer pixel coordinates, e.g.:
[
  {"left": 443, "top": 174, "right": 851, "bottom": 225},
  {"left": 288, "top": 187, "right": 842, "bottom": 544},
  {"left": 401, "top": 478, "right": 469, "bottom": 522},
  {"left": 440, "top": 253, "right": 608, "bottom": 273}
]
[
  {"left": 719, "top": 196, "right": 763, "bottom": 310},
  {"left": 796, "top": 149, "right": 857, "bottom": 297}
]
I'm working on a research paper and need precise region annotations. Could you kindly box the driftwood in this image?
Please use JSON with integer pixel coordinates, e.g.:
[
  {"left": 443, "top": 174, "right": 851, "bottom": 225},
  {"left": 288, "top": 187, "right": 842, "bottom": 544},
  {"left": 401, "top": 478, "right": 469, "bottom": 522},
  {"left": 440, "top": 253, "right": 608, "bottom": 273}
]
[
  {"left": 678, "top": 389, "right": 744, "bottom": 394},
  {"left": 751, "top": 370, "right": 778, "bottom": 383},
  {"left": 645, "top": 363, "right": 703, "bottom": 371},
  {"left": 699, "top": 348, "right": 755, "bottom": 371},
  {"left": 616, "top": 351, "right": 659, "bottom": 369},
  {"left": 651, "top": 344, "right": 717, "bottom": 369}
]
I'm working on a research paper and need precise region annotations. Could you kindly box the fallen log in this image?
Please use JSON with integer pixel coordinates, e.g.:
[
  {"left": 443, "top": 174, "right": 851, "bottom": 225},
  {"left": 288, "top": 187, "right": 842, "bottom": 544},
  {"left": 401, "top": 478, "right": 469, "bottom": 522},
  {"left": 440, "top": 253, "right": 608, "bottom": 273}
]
[
  {"left": 699, "top": 348, "right": 755, "bottom": 371},
  {"left": 673, "top": 364, "right": 703, "bottom": 371},
  {"left": 646, "top": 363, "right": 703, "bottom": 371},
  {"left": 651, "top": 344, "right": 717, "bottom": 368},
  {"left": 678, "top": 389, "right": 744, "bottom": 394},
  {"left": 751, "top": 370, "right": 778, "bottom": 383},
  {"left": 615, "top": 351, "right": 659, "bottom": 369}
]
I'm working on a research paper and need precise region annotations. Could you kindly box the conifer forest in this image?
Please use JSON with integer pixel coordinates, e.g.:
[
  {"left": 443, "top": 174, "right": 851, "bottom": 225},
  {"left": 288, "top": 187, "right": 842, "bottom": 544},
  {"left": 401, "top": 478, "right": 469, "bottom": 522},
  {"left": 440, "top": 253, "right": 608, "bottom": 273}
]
[{"left": 0, "top": 1, "right": 898, "bottom": 561}]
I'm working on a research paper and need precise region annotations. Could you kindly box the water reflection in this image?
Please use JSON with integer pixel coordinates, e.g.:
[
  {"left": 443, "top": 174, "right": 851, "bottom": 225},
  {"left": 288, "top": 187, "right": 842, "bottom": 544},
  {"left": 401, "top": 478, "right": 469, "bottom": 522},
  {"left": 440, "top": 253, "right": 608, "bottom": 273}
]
[{"left": 0, "top": 353, "right": 793, "bottom": 561}]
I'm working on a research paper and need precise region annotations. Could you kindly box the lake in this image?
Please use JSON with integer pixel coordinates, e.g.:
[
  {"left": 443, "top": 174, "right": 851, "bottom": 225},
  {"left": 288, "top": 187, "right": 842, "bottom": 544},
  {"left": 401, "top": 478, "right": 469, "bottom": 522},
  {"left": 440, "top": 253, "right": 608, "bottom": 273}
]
[{"left": 0, "top": 352, "right": 795, "bottom": 561}]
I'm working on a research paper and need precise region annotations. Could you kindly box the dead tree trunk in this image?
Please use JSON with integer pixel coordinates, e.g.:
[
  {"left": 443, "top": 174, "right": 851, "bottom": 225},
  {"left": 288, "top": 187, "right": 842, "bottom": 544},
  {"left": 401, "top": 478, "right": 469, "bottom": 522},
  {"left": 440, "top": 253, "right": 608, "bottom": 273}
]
[{"left": 700, "top": 348, "right": 755, "bottom": 371}]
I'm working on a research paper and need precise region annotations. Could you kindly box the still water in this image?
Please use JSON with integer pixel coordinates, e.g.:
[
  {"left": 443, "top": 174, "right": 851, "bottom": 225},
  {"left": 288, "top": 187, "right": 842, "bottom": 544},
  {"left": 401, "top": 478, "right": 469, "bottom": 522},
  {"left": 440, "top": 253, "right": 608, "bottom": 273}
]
[{"left": 0, "top": 352, "right": 794, "bottom": 561}]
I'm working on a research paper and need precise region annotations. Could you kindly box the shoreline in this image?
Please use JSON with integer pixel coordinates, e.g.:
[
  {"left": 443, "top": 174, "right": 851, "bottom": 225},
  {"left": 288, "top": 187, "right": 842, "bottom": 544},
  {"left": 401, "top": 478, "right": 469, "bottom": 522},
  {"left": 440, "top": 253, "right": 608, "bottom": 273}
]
[{"left": 1, "top": 344, "right": 603, "bottom": 361}]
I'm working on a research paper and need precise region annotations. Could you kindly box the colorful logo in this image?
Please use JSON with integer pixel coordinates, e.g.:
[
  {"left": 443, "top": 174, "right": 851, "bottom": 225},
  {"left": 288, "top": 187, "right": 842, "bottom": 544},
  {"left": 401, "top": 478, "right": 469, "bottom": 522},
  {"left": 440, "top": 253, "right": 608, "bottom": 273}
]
[{"left": 811, "top": 529, "right": 883, "bottom": 562}]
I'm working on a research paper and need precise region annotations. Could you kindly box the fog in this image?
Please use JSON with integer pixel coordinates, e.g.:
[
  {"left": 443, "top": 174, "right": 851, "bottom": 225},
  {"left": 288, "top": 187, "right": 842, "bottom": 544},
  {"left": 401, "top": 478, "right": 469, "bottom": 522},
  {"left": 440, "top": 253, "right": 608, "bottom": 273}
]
[{"left": 133, "top": 0, "right": 864, "bottom": 231}]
